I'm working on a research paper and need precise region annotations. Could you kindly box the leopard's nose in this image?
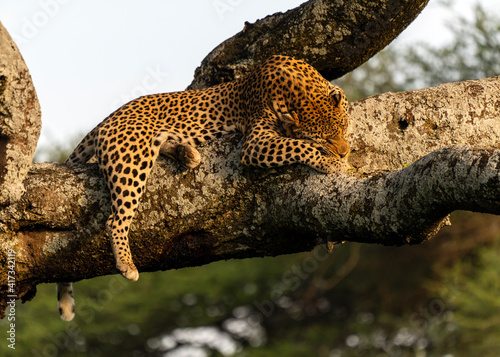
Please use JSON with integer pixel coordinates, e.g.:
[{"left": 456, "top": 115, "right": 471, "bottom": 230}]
[
  {"left": 327, "top": 135, "right": 350, "bottom": 159},
  {"left": 336, "top": 140, "right": 350, "bottom": 159}
]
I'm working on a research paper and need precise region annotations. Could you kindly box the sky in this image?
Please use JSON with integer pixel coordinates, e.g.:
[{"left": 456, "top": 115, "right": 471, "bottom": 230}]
[{"left": 0, "top": 0, "right": 498, "bottom": 159}]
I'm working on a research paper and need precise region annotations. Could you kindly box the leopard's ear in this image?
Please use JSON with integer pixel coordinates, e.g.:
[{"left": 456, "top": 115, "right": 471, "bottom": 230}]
[
  {"left": 328, "top": 85, "right": 345, "bottom": 107},
  {"left": 330, "top": 91, "right": 342, "bottom": 107}
]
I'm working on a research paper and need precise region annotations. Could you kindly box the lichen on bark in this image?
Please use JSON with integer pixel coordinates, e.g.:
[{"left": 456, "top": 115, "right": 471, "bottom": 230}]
[{"left": 348, "top": 76, "right": 500, "bottom": 174}]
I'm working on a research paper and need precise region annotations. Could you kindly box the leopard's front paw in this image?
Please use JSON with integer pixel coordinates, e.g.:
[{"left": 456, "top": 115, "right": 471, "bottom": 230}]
[
  {"left": 314, "top": 157, "right": 350, "bottom": 174},
  {"left": 336, "top": 158, "right": 351, "bottom": 173}
]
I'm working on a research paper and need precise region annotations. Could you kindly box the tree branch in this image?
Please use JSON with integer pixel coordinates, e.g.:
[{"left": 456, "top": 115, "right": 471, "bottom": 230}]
[
  {"left": 0, "top": 76, "right": 499, "bottom": 317},
  {"left": 189, "top": 0, "right": 430, "bottom": 89}
]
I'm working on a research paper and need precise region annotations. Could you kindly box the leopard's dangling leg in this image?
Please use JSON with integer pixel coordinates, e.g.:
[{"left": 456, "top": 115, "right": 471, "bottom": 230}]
[
  {"left": 105, "top": 140, "right": 201, "bottom": 279},
  {"left": 101, "top": 164, "right": 151, "bottom": 280},
  {"left": 98, "top": 133, "right": 171, "bottom": 281},
  {"left": 106, "top": 209, "right": 140, "bottom": 281}
]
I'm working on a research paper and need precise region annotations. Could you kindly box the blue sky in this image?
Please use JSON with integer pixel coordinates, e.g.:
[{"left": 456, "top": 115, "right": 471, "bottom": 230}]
[{"left": 0, "top": 0, "right": 498, "bottom": 158}]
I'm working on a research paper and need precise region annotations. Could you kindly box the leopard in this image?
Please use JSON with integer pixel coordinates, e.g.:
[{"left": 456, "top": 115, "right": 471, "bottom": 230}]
[{"left": 57, "top": 55, "right": 350, "bottom": 321}]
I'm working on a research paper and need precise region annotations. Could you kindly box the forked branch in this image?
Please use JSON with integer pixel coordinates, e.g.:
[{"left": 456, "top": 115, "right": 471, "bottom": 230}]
[{"left": 189, "top": 0, "right": 430, "bottom": 89}]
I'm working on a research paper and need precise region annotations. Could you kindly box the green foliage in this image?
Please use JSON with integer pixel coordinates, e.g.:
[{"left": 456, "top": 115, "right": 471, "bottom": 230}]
[
  {"left": 404, "top": 4, "right": 500, "bottom": 88},
  {"left": 437, "top": 242, "right": 500, "bottom": 356},
  {"left": 34, "top": 134, "right": 83, "bottom": 163},
  {"left": 1, "top": 253, "right": 323, "bottom": 356}
]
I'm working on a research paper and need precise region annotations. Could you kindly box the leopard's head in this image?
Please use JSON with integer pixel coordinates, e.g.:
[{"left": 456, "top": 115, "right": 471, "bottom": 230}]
[
  {"left": 280, "top": 82, "right": 350, "bottom": 160},
  {"left": 259, "top": 55, "right": 350, "bottom": 160}
]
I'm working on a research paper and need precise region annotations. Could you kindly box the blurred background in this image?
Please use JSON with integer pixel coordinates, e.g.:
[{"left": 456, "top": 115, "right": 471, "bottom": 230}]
[{"left": 1, "top": 0, "right": 500, "bottom": 356}]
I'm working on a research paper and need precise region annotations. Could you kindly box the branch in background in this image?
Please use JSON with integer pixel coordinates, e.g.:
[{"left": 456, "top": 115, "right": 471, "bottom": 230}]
[
  {"left": 0, "top": 76, "right": 498, "bottom": 318},
  {"left": 188, "top": 0, "right": 430, "bottom": 89}
]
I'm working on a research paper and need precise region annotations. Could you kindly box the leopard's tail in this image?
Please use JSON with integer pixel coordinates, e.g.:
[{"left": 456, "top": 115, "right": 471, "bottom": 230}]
[
  {"left": 57, "top": 129, "right": 98, "bottom": 321},
  {"left": 57, "top": 282, "right": 75, "bottom": 321},
  {"left": 66, "top": 126, "right": 98, "bottom": 165}
]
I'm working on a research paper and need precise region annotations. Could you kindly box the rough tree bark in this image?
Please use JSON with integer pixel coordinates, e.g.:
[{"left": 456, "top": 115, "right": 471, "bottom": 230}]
[
  {"left": 0, "top": 0, "right": 499, "bottom": 318},
  {"left": 0, "top": 21, "right": 41, "bottom": 205}
]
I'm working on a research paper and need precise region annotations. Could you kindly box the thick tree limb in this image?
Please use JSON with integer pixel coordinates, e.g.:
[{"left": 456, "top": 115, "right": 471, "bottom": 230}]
[
  {"left": 189, "top": 0, "right": 429, "bottom": 89},
  {"left": 0, "top": 76, "right": 499, "bottom": 317}
]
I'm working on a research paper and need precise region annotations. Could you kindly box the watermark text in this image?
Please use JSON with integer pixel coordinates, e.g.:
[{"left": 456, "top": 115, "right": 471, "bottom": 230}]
[{"left": 6, "top": 249, "right": 16, "bottom": 350}]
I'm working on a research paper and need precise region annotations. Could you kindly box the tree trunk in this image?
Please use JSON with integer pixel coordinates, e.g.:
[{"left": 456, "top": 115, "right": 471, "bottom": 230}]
[{"left": 0, "top": 22, "right": 41, "bottom": 205}]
